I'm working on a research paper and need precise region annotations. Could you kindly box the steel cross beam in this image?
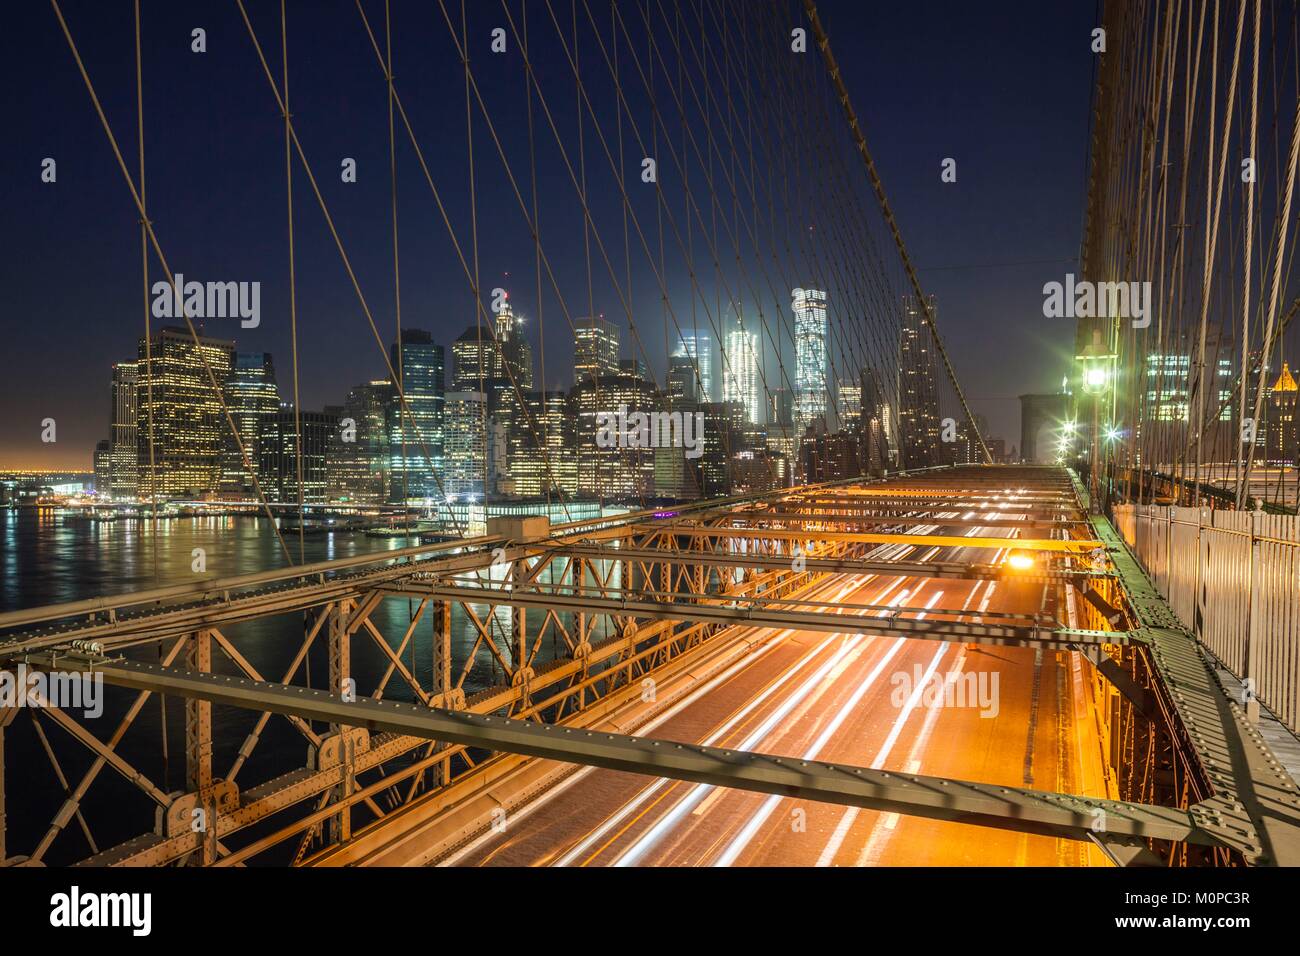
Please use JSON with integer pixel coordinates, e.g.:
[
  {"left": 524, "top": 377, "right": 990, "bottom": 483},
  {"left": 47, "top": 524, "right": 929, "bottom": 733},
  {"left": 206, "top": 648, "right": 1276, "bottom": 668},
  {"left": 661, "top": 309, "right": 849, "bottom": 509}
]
[
  {"left": 623, "top": 525, "right": 1103, "bottom": 552},
  {"left": 546, "top": 544, "right": 1104, "bottom": 583},
  {"left": 30, "top": 656, "right": 1209, "bottom": 849},
  {"left": 782, "top": 495, "right": 1075, "bottom": 510},
  {"left": 392, "top": 581, "right": 1122, "bottom": 649},
  {"left": 775, "top": 495, "right": 1079, "bottom": 510},
  {"left": 732, "top": 511, "right": 1083, "bottom": 532}
]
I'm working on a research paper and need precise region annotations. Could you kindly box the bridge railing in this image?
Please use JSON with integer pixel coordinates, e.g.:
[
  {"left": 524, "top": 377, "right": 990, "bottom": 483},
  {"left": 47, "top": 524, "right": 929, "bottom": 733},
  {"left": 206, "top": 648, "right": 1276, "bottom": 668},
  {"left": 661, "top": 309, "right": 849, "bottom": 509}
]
[{"left": 1114, "top": 504, "right": 1300, "bottom": 733}]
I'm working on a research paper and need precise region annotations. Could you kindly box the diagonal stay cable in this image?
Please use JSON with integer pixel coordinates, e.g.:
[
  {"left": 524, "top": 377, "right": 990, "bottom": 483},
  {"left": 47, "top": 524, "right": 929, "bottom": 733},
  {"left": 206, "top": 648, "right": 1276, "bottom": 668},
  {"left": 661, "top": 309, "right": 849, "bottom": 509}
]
[
  {"left": 801, "top": 0, "right": 990, "bottom": 464},
  {"left": 49, "top": 0, "right": 294, "bottom": 566}
]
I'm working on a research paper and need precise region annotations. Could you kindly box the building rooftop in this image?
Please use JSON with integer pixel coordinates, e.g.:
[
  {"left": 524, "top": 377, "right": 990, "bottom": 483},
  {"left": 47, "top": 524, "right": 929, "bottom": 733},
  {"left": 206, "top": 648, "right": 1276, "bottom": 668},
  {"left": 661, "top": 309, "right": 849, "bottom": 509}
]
[{"left": 1273, "top": 361, "right": 1298, "bottom": 393}]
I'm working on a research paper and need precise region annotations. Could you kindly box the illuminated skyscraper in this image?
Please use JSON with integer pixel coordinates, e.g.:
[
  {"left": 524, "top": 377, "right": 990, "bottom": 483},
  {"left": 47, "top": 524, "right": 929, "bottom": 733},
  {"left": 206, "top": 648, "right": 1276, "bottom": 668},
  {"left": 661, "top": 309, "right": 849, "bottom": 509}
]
[
  {"left": 509, "top": 390, "right": 576, "bottom": 497},
  {"left": 667, "top": 352, "right": 699, "bottom": 404},
  {"left": 859, "top": 367, "right": 894, "bottom": 472},
  {"left": 672, "top": 330, "right": 714, "bottom": 403},
  {"left": 135, "top": 327, "right": 234, "bottom": 499},
  {"left": 109, "top": 361, "right": 138, "bottom": 499},
  {"left": 793, "top": 288, "right": 828, "bottom": 441},
  {"left": 493, "top": 296, "right": 534, "bottom": 389},
  {"left": 259, "top": 406, "right": 337, "bottom": 504},
  {"left": 328, "top": 380, "right": 393, "bottom": 504},
  {"left": 1140, "top": 328, "right": 1234, "bottom": 465},
  {"left": 445, "top": 389, "right": 487, "bottom": 500},
  {"left": 765, "top": 388, "right": 797, "bottom": 474},
  {"left": 451, "top": 324, "right": 498, "bottom": 391},
  {"left": 388, "top": 329, "right": 445, "bottom": 503},
  {"left": 838, "top": 380, "right": 862, "bottom": 432},
  {"left": 219, "top": 352, "right": 279, "bottom": 498},
  {"left": 571, "top": 374, "right": 656, "bottom": 500},
  {"left": 574, "top": 315, "right": 620, "bottom": 385},
  {"left": 697, "top": 401, "right": 745, "bottom": 497},
  {"left": 93, "top": 439, "right": 112, "bottom": 496},
  {"left": 1269, "top": 362, "right": 1299, "bottom": 464},
  {"left": 899, "top": 295, "right": 941, "bottom": 468},
  {"left": 724, "top": 328, "right": 761, "bottom": 424}
]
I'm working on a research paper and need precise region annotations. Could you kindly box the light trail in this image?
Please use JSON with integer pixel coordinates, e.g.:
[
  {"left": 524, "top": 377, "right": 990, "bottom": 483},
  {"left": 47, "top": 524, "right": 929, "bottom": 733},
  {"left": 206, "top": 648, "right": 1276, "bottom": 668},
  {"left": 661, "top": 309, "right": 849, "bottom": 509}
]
[
  {"left": 610, "top": 635, "right": 870, "bottom": 867},
  {"left": 713, "top": 636, "right": 912, "bottom": 866}
]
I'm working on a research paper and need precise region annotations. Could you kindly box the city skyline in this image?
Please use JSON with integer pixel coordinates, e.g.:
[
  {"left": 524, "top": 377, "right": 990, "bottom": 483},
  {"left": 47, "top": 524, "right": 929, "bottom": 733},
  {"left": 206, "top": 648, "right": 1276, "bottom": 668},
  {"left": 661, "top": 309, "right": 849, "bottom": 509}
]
[
  {"left": 76, "top": 283, "right": 967, "bottom": 508},
  {"left": 0, "top": 1, "right": 1105, "bottom": 471}
]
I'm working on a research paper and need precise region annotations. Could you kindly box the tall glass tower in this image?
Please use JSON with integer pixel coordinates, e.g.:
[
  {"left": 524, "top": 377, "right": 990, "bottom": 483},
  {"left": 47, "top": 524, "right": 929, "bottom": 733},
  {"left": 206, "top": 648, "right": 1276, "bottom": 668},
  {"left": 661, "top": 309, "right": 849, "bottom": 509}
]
[
  {"left": 109, "top": 361, "right": 139, "bottom": 499},
  {"left": 724, "top": 328, "right": 761, "bottom": 424},
  {"left": 899, "top": 295, "right": 941, "bottom": 468},
  {"left": 574, "top": 315, "right": 620, "bottom": 385},
  {"left": 135, "top": 327, "right": 234, "bottom": 499},
  {"left": 444, "top": 389, "right": 487, "bottom": 500},
  {"left": 220, "top": 352, "right": 279, "bottom": 497},
  {"left": 793, "top": 288, "right": 828, "bottom": 438},
  {"left": 672, "top": 330, "right": 714, "bottom": 403},
  {"left": 389, "top": 329, "right": 445, "bottom": 503},
  {"left": 328, "top": 380, "right": 393, "bottom": 504}
]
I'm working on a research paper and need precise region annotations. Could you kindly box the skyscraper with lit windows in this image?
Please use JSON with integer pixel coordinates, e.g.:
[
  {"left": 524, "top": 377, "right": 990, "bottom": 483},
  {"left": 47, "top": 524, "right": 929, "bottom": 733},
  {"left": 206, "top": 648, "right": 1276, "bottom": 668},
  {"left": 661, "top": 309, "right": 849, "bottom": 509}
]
[
  {"left": 135, "top": 327, "right": 233, "bottom": 499},
  {"left": 899, "top": 295, "right": 941, "bottom": 468},
  {"left": 328, "top": 380, "right": 393, "bottom": 504},
  {"left": 388, "top": 329, "right": 445, "bottom": 502},
  {"left": 724, "top": 328, "right": 761, "bottom": 424},
  {"left": 219, "top": 352, "right": 279, "bottom": 498},
  {"left": 672, "top": 330, "right": 714, "bottom": 403},
  {"left": 444, "top": 389, "right": 487, "bottom": 500},
  {"left": 109, "top": 361, "right": 138, "bottom": 499},
  {"left": 793, "top": 288, "right": 828, "bottom": 441},
  {"left": 574, "top": 315, "right": 620, "bottom": 386}
]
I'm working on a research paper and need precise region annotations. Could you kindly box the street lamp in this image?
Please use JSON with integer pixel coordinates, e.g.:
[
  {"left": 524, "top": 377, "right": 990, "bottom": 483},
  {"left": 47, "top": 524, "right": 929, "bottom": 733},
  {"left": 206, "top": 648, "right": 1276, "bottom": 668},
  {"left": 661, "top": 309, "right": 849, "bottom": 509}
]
[{"left": 1005, "top": 549, "right": 1036, "bottom": 572}]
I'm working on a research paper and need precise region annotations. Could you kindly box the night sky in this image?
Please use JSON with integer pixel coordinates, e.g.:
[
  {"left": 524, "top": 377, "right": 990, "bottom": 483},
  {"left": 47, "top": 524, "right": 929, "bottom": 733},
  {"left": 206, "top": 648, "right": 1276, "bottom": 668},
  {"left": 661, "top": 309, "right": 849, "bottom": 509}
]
[{"left": 0, "top": 0, "right": 1096, "bottom": 469}]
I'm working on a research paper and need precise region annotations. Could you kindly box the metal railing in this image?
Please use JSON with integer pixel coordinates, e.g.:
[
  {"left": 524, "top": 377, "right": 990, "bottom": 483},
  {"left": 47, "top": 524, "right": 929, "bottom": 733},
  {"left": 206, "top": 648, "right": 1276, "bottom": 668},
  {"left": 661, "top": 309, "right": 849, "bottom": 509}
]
[{"left": 1114, "top": 503, "right": 1300, "bottom": 733}]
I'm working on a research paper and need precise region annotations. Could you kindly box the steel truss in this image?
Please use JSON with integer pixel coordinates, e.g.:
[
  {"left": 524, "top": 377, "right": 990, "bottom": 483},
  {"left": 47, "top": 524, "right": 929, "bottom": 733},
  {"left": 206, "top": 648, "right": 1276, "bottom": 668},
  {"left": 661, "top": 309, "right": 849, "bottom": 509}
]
[{"left": 0, "top": 466, "right": 1295, "bottom": 866}]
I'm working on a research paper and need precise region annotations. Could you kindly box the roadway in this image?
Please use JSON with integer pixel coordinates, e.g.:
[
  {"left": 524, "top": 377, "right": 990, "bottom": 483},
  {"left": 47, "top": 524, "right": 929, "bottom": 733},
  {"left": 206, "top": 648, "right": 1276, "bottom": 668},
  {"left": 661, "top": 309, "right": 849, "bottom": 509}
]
[{"left": 437, "top": 506, "right": 1113, "bottom": 867}]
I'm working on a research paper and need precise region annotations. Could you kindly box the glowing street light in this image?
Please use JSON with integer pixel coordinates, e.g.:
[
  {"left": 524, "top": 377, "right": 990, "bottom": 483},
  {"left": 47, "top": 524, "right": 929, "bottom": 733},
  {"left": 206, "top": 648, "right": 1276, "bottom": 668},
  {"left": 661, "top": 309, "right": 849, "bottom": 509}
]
[{"left": 1004, "top": 549, "right": 1036, "bottom": 572}]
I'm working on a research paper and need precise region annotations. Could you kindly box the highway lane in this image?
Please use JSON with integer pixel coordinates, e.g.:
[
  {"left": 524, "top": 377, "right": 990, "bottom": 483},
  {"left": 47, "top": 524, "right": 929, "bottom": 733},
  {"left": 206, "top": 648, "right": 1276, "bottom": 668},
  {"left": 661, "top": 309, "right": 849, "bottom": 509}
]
[{"left": 440, "top": 507, "right": 1111, "bottom": 867}]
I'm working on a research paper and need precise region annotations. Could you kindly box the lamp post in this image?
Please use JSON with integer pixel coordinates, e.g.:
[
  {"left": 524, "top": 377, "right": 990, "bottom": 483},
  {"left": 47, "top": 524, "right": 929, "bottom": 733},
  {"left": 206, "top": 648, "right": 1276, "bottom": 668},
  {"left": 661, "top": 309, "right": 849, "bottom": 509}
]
[{"left": 1081, "top": 361, "right": 1110, "bottom": 512}]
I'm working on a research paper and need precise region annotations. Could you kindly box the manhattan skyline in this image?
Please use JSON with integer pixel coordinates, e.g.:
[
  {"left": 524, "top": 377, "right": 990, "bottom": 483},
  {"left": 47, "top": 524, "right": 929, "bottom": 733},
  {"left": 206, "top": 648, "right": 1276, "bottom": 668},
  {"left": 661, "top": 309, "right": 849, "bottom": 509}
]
[{"left": 0, "top": 0, "right": 1094, "bottom": 470}]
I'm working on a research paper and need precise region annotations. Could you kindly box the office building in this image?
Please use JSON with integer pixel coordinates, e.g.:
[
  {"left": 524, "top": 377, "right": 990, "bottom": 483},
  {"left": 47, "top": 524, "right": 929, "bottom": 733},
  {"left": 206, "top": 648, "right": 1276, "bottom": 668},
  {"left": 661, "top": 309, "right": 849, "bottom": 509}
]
[
  {"left": 574, "top": 315, "right": 620, "bottom": 386},
  {"left": 571, "top": 374, "right": 657, "bottom": 500},
  {"left": 723, "top": 328, "right": 761, "bottom": 424},
  {"left": 135, "top": 327, "right": 234, "bottom": 499},
  {"left": 109, "top": 361, "right": 138, "bottom": 499},
  {"left": 793, "top": 288, "right": 828, "bottom": 443},
  {"left": 1269, "top": 362, "right": 1299, "bottom": 464},
  {"left": 509, "top": 390, "right": 576, "bottom": 497},
  {"left": 899, "top": 295, "right": 941, "bottom": 468},
  {"left": 259, "top": 406, "right": 338, "bottom": 504},
  {"left": 328, "top": 380, "right": 393, "bottom": 504},
  {"left": 93, "top": 440, "right": 112, "bottom": 495},
  {"left": 672, "top": 330, "right": 714, "bottom": 403},
  {"left": 388, "top": 329, "right": 445, "bottom": 502},
  {"left": 219, "top": 352, "right": 279, "bottom": 498},
  {"left": 442, "top": 389, "right": 487, "bottom": 500}
]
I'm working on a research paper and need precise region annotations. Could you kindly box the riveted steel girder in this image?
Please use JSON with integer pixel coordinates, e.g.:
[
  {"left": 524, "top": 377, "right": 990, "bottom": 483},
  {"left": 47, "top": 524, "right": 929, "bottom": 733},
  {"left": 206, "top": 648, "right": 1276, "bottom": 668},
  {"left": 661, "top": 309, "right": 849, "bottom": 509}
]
[{"left": 27, "top": 656, "right": 1209, "bottom": 849}]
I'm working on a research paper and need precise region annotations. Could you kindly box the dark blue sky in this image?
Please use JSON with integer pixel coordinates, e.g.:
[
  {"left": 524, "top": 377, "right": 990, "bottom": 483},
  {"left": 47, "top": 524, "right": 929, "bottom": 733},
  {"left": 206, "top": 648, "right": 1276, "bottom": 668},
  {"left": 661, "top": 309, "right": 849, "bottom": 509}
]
[{"left": 0, "top": 0, "right": 1096, "bottom": 468}]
